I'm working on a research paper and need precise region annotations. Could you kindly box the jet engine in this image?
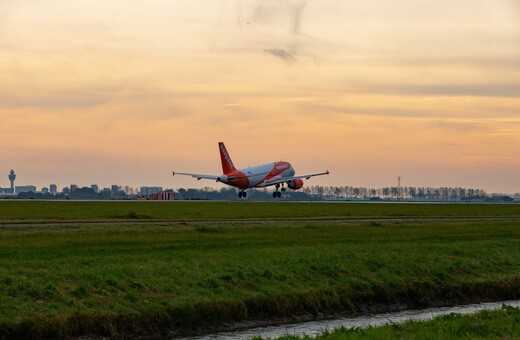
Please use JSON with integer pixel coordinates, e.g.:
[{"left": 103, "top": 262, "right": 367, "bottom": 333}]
[{"left": 287, "top": 179, "right": 304, "bottom": 190}]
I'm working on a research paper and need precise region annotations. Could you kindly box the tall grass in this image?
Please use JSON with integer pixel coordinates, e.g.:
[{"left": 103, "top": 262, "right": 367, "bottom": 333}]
[{"left": 0, "top": 219, "right": 519, "bottom": 337}]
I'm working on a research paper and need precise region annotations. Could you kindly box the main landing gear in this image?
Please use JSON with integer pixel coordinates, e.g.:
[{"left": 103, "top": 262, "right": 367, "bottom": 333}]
[
  {"left": 238, "top": 190, "right": 247, "bottom": 198},
  {"left": 272, "top": 183, "right": 285, "bottom": 198}
]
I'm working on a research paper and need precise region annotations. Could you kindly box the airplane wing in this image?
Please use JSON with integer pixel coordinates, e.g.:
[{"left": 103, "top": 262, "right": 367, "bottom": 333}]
[
  {"left": 172, "top": 171, "right": 219, "bottom": 181},
  {"left": 261, "top": 170, "right": 329, "bottom": 187}
]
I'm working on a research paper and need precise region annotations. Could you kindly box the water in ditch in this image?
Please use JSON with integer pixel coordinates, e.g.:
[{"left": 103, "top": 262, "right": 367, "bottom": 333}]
[{"left": 183, "top": 300, "right": 520, "bottom": 339}]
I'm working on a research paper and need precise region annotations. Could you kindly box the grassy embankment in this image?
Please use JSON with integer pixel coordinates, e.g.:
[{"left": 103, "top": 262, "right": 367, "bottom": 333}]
[
  {"left": 272, "top": 306, "right": 520, "bottom": 339},
  {"left": 0, "top": 202, "right": 519, "bottom": 338}
]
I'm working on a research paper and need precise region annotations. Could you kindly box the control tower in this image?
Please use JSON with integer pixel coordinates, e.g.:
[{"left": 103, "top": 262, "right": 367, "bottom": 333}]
[{"left": 8, "top": 169, "right": 16, "bottom": 194}]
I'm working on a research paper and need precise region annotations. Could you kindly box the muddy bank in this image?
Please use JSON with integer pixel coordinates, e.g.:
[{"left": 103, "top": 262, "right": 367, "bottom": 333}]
[
  {"left": 187, "top": 300, "right": 520, "bottom": 340},
  {"left": 121, "top": 279, "right": 520, "bottom": 338}
]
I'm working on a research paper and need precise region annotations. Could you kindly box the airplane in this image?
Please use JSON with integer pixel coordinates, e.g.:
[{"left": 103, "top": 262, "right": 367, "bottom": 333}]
[{"left": 172, "top": 142, "right": 329, "bottom": 198}]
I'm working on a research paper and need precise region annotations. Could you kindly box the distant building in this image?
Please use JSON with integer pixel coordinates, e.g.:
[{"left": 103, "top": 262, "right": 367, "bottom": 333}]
[
  {"left": 41, "top": 187, "right": 49, "bottom": 194},
  {"left": 0, "top": 188, "right": 13, "bottom": 195},
  {"left": 1, "top": 170, "right": 17, "bottom": 194},
  {"left": 151, "top": 192, "right": 174, "bottom": 200},
  {"left": 91, "top": 184, "right": 99, "bottom": 193},
  {"left": 93, "top": 188, "right": 110, "bottom": 198},
  {"left": 15, "top": 185, "right": 37, "bottom": 194},
  {"left": 70, "top": 187, "right": 97, "bottom": 199},
  {"left": 111, "top": 185, "right": 120, "bottom": 193},
  {"left": 138, "top": 191, "right": 174, "bottom": 200},
  {"left": 62, "top": 187, "right": 70, "bottom": 195},
  {"left": 140, "top": 186, "right": 163, "bottom": 195},
  {"left": 50, "top": 184, "right": 57, "bottom": 194},
  {"left": 486, "top": 196, "right": 514, "bottom": 203},
  {"left": 70, "top": 184, "right": 78, "bottom": 192}
]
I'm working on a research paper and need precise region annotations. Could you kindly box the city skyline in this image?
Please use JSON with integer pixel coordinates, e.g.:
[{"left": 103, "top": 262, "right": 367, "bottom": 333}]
[
  {"left": 1, "top": 167, "right": 517, "bottom": 197},
  {"left": 0, "top": 170, "right": 165, "bottom": 194},
  {"left": 1, "top": 1, "right": 519, "bottom": 193}
]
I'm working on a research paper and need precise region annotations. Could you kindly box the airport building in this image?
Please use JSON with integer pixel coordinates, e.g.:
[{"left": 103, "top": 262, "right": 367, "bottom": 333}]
[
  {"left": 1, "top": 169, "right": 37, "bottom": 195},
  {"left": 8, "top": 169, "right": 16, "bottom": 192},
  {"left": 50, "top": 184, "right": 57, "bottom": 194},
  {"left": 150, "top": 192, "right": 174, "bottom": 200},
  {"left": 486, "top": 196, "right": 514, "bottom": 203},
  {"left": 137, "top": 191, "right": 174, "bottom": 200},
  {"left": 0, "top": 169, "right": 16, "bottom": 195},
  {"left": 15, "top": 185, "right": 37, "bottom": 194},
  {"left": 0, "top": 188, "right": 13, "bottom": 195}
]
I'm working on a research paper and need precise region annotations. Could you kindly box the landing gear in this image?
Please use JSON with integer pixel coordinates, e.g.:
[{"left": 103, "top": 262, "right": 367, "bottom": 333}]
[
  {"left": 238, "top": 190, "right": 247, "bottom": 198},
  {"left": 273, "top": 184, "right": 282, "bottom": 198}
]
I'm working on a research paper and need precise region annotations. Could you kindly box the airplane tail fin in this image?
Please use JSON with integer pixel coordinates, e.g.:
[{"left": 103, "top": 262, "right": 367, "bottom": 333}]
[{"left": 219, "top": 142, "right": 236, "bottom": 174}]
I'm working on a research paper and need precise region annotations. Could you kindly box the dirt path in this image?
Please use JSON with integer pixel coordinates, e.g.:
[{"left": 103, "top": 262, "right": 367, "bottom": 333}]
[{"left": 1, "top": 216, "right": 519, "bottom": 228}]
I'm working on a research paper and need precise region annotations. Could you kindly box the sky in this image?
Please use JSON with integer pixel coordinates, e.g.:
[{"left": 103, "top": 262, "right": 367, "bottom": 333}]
[{"left": 1, "top": 0, "right": 519, "bottom": 193}]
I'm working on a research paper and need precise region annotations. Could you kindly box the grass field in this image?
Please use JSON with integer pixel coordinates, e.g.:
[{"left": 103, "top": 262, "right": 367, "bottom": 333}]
[
  {"left": 273, "top": 306, "right": 520, "bottom": 339},
  {"left": 0, "top": 201, "right": 519, "bottom": 222},
  {"left": 0, "top": 202, "right": 519, "bottom": 338}
]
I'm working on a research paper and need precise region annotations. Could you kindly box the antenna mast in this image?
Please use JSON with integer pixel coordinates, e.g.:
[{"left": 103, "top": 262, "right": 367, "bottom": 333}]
[{"left": 397, "top": 176, "right": 401, "bottom": 201}]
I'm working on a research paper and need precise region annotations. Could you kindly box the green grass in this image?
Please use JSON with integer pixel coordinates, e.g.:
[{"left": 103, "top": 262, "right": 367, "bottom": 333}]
[
  {"left": 273, "top": 306, "right": 520, "bottom": 339},
  {"left": 0, "top": 201, "right": 519, "bottom": 222},
  {"left": 0, "top": 203, "right": 519, "bottom": 338}
]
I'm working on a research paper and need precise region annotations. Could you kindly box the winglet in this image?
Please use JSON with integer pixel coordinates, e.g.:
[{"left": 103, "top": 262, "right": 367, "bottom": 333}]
[
  {"left": 172, "top": 171, "right": 176, "bottom": 176},
  {"left": 326, "top": 170, "right": 329, "bottom": 175}
]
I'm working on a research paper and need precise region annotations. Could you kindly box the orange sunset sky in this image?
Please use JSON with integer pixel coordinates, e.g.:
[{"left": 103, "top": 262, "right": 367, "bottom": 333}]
[{"left": 1, "top": 0, "right": 519, "bottom": 193}]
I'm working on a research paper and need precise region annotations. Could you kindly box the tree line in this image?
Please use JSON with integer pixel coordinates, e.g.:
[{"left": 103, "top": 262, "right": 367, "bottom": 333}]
[
  {"left": 173, "top": 185, "right": 505, "bottom": 201},
  {"left": 300, "top": 186, "right": 490, "bottom": 201},
  {"left": 6, "top": 185, "right": 517, "bottom": 202}
]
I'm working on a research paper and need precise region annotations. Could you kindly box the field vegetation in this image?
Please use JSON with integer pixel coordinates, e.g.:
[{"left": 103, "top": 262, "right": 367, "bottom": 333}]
[
  {"left": 0, "top": 202, "right": 519, "bottom": 338},
  {"left": 0, "top": 201, "right": 519, "bottom": 223}
]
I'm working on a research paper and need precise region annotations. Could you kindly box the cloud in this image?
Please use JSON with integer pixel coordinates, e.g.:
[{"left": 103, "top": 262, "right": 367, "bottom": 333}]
[
  {"left": 229, "top": 1, "right": 311, "bottom": 59},
  {"left": 223, "top": 103, "right": 244, "bottom": 108},
  {"left": 0, "top": 89, "right": 114, "bottom": 110},
  {"left": 0, "top": 0, "right": 11, "bottom": 34},
  {"left": 358, "top": 84, "right": 520, "bottom": 98},
  {"left": 247, "top": 0, "right": 309, "bottom": 34},
  {"left": 433, "top": 120, "right": 485, "bottom": 132},
  {"left": 290, "top": 1, "right": 307, "bottom": 35},
  {"left": 264, "top": 48, "right": 295, "bottom": 62},
  {"left": 0, "top": 95, "right": 110, "bottom": 109}
]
